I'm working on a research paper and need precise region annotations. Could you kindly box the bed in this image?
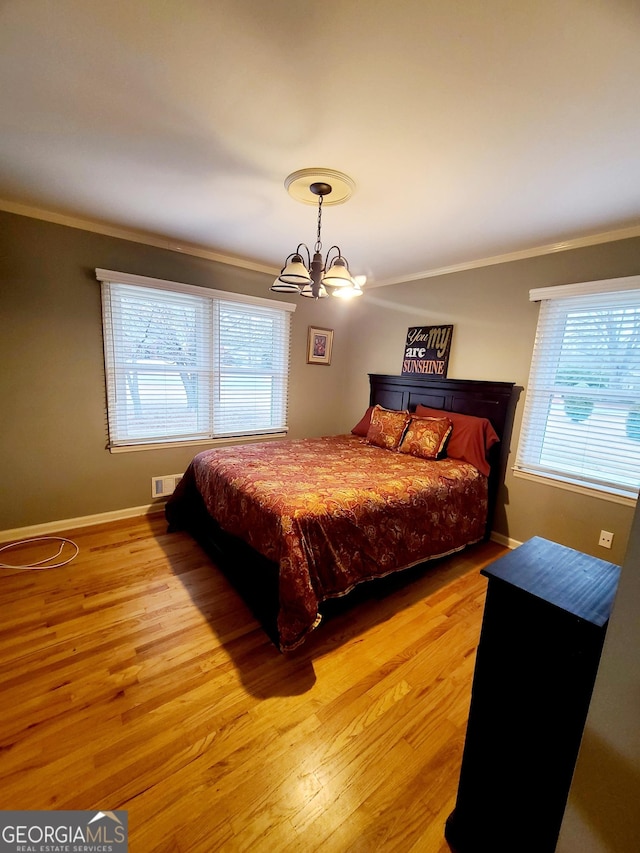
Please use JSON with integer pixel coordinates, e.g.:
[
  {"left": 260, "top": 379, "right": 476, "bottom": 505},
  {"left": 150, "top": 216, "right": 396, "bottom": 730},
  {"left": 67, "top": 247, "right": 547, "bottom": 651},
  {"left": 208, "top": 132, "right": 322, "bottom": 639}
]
[{"left": 166, "top": 374, "right": 514, "bottom": 651}]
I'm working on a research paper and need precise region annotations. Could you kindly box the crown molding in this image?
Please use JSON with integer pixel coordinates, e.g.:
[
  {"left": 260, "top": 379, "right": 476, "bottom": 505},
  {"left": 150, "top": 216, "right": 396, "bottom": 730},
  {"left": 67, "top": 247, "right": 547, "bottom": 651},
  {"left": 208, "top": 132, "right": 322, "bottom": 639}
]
[
  {"left": 369, "top": 224, "right": 640, "bottom": 289},
  {"left": 0, "top": 198, "right": 279, "bottom": 276},
  {"left": 2, "top": 197, "right": 639, "bottom": 287}
]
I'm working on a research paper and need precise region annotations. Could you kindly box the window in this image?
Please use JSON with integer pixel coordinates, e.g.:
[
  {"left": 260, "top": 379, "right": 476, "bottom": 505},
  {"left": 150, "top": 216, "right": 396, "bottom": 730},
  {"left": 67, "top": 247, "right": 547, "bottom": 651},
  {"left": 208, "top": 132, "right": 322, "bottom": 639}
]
[
  {"left": 514, "top": 275, "right": 640, "bottom": 501},
  {"left": 97, "top": 269, "right": 295, "bottom": 449}
]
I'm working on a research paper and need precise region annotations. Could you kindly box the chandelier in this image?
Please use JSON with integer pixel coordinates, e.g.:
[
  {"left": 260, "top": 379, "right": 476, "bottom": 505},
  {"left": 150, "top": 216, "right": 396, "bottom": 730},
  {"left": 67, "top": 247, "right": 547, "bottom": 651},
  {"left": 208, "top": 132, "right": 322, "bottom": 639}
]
[{"left": 270, "top": 169, "right": 364, "bottom": 300}]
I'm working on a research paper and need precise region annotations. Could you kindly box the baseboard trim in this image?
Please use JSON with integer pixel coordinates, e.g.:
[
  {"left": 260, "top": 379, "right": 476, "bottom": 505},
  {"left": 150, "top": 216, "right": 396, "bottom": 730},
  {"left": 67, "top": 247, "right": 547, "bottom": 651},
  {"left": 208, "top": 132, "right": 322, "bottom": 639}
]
[
  {"left": 0, "top": 504, "right": 166, "bottom": 543},
  {"left": 1, "top": 508, "right": 523, "bottom": 551},
  {"left": 490, "top": 531, "right": 522, "bottom": 550}
]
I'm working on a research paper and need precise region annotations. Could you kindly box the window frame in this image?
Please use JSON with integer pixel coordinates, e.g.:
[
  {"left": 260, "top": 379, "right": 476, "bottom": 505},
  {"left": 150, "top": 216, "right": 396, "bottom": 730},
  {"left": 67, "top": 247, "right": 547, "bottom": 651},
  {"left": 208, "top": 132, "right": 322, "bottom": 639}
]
[
  {"left": 96, "top": 269, "right": 296, "bottom": 452},
  {"left": 513, "top": 275, "right": 640, "bottom": 505}
]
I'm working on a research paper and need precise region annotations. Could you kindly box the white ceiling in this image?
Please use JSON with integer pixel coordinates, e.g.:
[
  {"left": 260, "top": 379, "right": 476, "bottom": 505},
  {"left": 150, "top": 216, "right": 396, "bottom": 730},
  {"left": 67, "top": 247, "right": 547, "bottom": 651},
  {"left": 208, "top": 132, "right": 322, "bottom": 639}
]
[{"left": 1, "top": 0, "right": 639, "bottom": 286}]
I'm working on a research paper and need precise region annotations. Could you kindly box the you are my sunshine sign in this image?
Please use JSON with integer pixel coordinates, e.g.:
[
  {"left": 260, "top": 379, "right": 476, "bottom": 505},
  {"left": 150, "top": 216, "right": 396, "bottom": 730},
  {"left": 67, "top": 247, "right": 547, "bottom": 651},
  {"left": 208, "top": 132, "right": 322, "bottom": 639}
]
[{"left": 401, "top": 325, "right": 453, "bottom": 377}]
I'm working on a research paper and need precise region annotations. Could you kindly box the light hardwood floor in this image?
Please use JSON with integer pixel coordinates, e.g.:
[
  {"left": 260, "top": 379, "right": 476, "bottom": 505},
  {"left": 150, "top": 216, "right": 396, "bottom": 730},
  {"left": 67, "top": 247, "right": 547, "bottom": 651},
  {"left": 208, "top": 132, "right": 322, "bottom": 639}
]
[{"left": 0, "top": 513, "right": 506, "bottom": 852}]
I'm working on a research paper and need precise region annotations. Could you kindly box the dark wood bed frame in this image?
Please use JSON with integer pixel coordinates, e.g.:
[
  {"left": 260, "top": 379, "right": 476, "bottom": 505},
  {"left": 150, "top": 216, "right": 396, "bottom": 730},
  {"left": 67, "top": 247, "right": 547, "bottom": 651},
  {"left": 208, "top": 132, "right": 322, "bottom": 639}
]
[{"left": 168, "top": 374, "right": 515, "bottom": 648}]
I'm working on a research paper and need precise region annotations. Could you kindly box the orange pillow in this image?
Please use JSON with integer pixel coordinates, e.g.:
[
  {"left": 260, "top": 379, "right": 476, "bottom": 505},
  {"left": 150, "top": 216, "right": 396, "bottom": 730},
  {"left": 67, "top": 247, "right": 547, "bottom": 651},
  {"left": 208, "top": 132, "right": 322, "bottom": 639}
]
[
  {"left": 366, "top": 405, "right": 411, "bottom": 450},
  {"left": 415, "top": 405, "right": 499, "bottom": 475},
  {"left": 399, "top": 416, "right": 453, "bottom": 460},
  {"left": 351, "top": 406, "right": 374, "bottom": 436}
]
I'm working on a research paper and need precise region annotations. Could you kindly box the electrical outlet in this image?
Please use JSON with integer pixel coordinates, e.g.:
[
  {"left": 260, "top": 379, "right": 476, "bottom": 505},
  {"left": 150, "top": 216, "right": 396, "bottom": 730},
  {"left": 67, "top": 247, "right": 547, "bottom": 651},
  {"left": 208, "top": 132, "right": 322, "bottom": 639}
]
[{"left": 598, "top": 530, "right": 614, "bottom": 549}]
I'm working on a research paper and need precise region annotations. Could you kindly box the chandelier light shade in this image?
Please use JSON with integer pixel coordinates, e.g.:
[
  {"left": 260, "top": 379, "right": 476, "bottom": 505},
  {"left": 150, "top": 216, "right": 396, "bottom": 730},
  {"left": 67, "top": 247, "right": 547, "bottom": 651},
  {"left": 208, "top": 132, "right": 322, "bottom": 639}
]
[
  {"left": 322, "top": 256, "right": 353, "bottom": 287},
  {"left": 333, "top": 275, "right": 365, "bottom": 298},
  {"left": 300, "top": 282, "right": 328, "bottom": 298},
  {"left": 271, "top": 170, "right": 364, "bottom": 301},
  {"left": 270, "top": 253, "right": 310, "bottom": 292}
]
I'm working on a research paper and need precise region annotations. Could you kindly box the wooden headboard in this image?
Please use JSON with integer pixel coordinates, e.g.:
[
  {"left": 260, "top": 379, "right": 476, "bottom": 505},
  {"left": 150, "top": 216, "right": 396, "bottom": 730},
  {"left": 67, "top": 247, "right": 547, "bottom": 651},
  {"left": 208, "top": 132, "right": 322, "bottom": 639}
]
[
  {"left": 369, "top": 374, "right": 514, "bottom": 437},
  {"left": 369, "top": 374, "right": 515, "bottom": 537}
]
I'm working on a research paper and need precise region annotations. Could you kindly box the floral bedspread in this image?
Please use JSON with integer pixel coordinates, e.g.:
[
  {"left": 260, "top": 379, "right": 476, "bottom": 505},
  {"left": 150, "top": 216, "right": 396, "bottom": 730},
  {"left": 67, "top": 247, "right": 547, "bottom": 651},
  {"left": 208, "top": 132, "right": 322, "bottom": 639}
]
[{"left": 167, "top": 434, "right": 487, "bottom": 650}]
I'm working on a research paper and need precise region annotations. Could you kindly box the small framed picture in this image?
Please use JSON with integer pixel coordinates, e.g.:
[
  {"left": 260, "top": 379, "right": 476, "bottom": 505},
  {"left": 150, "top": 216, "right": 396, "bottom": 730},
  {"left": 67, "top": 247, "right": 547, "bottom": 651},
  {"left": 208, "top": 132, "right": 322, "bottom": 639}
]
[{"left": 307, "top": 326, "right": 333, "bottom": 365}]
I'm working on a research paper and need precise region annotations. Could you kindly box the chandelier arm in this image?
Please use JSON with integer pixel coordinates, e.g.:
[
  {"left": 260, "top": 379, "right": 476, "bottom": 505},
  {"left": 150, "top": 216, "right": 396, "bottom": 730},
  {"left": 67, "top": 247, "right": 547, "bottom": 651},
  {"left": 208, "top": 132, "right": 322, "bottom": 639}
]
[
  {"left": 324, "top": 246, "right": 349, "bottom": 269},
  {"left": 294, "top": 243, "right": 311, "bottom": 269}
]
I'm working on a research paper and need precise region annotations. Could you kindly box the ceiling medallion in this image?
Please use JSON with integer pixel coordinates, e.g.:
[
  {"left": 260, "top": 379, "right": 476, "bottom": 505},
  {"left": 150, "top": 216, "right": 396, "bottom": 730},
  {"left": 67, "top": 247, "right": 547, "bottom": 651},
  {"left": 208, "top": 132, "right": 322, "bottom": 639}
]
[{"left": 284, "top": 168, "right": 355, "bottom": 206}]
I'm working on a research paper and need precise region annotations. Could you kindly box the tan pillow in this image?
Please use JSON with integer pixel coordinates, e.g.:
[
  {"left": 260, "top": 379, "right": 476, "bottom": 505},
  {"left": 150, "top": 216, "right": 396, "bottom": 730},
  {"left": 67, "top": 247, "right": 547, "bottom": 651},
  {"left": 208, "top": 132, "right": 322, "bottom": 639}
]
[
  {"left": 366, "top": 405, "right": 411, "bottom": 450},
  {"left": 399, "top": 416, "right": 453, "bottom": 459}
]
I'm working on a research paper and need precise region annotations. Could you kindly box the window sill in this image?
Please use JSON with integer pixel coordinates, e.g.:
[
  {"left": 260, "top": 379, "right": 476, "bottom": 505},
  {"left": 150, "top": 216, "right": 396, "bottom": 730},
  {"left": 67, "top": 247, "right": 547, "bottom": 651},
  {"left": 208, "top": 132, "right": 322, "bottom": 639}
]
[
  {"left": 109, "top": 432, "right": 288, "bottom": 453},
  {"left": 512, "top": 469, "right": 638, "bottom": 507}
]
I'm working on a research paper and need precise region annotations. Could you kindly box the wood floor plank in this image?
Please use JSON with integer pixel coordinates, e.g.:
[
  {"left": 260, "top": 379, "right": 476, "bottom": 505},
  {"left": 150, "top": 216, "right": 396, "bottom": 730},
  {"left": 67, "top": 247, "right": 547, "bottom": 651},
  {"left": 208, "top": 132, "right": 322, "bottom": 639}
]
[{"left": 0, "top": 512, "right": 506, "bottom": 850}]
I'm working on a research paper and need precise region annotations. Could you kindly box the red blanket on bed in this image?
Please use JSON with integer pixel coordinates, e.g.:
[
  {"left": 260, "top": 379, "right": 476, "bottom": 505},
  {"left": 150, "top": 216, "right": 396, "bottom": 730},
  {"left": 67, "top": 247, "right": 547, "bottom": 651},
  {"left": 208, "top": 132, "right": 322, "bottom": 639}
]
[{"left": 169, "top": 434, "right": 487, "bottom": 650}]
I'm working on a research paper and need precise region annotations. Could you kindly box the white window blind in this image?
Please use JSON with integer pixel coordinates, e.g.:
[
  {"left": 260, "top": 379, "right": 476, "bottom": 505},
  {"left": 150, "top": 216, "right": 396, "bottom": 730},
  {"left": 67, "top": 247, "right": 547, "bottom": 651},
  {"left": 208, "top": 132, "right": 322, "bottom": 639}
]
[
  {"left": 97, "top": 270, "right": 295, "bottom": 448},
  {"left": 515, "top": 278, "right": 640, "bottom": 500}
]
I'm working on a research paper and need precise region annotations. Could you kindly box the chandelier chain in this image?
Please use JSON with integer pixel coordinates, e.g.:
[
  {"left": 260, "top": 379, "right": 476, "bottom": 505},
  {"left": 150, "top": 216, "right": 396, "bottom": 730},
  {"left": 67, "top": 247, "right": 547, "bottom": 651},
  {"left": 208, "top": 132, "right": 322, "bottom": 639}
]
[{"left": 315, "top": 195, "right": 323, "bottom": 253}]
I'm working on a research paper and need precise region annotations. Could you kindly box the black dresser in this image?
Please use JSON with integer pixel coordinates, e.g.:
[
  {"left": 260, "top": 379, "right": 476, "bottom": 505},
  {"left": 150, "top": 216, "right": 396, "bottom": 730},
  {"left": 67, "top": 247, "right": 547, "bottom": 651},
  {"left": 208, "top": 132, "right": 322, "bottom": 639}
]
[{"left": 445, "top": 536, "right": 620, "bottom": 853}]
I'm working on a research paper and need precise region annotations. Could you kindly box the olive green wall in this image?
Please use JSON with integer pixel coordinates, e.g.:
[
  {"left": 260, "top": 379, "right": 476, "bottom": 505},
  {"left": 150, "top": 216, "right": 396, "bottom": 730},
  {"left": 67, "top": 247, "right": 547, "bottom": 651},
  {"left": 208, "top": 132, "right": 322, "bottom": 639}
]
[
  {"left": 0, "top": 210, "right": 351, "bottom": 531},
  {"left": 2, "top": 207, "right": 639, "bottom": 563},
  {"left": 341, "top": 238, "right": 640, "bottom": 563}
]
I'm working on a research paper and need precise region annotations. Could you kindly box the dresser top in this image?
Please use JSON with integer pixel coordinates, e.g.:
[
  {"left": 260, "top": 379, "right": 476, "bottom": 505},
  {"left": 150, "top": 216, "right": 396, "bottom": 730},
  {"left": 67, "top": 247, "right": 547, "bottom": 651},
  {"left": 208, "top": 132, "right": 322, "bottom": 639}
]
[{"left": 482, "top": 536, "right": 621, "bottom": 626}]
